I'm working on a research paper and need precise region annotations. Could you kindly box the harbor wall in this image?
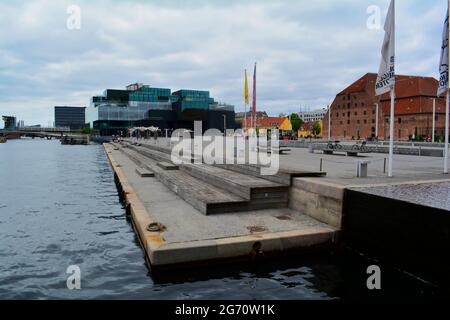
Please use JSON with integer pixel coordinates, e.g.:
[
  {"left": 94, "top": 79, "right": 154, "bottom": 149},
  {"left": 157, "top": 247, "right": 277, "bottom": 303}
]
[{"left": 343, "top": 189, "right": 450, "bottom": 286}]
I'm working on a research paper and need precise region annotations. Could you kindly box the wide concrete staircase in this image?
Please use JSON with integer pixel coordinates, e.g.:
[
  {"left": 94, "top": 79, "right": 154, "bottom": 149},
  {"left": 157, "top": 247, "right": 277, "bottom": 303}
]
[{"left": 112, "top": 140, "right": 324, "bottom": 215}]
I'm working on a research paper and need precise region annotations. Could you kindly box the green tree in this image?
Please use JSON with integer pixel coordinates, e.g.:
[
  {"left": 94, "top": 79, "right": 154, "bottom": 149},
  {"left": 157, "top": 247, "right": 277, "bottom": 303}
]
[
  {"left": 81, "top": 127, "right": 93, "bottom": 135},
  {"left": 312, "top": 122, "right": 321, "bottom": 137},
  {"left": 290, "top": 113, "right": 304, "bottom": 132}
]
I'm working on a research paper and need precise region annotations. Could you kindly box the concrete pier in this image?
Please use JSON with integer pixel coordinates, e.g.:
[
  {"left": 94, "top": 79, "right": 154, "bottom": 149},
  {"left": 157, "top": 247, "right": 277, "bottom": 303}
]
[
  {"left": 104, "top": 137, "right": 450, "bottom": 287},
  {"left": 104, "top": 142, "right": 338, "bottom": 269}
]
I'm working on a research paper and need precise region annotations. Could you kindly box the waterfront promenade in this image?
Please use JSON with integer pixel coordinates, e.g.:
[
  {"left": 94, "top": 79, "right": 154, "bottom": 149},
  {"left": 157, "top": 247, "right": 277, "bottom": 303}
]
[
  {"left": 105, "top": 137, "right": 450, "bottom": 273},
  {"left": 104, "top": 141, "right": 338, "bottom": 268}
]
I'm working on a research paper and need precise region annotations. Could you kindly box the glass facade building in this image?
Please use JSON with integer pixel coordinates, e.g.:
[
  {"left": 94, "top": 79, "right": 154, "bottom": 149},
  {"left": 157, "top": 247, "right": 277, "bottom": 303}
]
[
  {"left": 86, "top": 84, "right": 235, "bottom": 135},
  {"left": 54, "top": 106, "right": 86, "bottom": 130}
]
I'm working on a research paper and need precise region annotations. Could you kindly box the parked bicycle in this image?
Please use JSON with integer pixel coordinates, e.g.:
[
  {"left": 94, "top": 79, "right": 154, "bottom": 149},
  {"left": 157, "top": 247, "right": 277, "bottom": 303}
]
[
  {"left": 352, "top": 141, "right": 368, "bottom": 152},
  {"left": 327, "top": 141, "right": 343, "bottom": 150}
]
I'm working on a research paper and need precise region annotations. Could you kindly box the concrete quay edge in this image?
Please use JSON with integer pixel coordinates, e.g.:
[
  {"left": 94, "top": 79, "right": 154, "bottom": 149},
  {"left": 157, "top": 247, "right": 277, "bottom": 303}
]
[{"left": 104, "top": 143, "right": 337, "bottom": 268}]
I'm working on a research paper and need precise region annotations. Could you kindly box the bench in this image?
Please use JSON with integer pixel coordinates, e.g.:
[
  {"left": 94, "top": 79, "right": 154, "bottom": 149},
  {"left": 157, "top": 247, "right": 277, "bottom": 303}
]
[
  {"left": 322, "top": 149, "right": 361, "bottom": 157},
  {"left": 257, "top": 146, "right": 291, "bottom": 155}
]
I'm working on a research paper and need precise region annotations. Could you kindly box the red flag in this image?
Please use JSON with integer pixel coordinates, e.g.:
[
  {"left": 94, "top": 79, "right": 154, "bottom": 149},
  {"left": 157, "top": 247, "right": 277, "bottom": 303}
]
[{"left": 252, "top": 63, "right": 257, "bottom": 128}]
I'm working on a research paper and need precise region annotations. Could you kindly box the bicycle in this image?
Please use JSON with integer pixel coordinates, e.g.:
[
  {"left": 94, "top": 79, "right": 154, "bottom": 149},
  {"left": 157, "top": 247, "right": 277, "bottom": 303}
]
[
  {"left": 352, "top": 141, "right": 368, "bottom": 152},
  {"left": 327, "top": 141, "right": 343, "bottom": 150}
]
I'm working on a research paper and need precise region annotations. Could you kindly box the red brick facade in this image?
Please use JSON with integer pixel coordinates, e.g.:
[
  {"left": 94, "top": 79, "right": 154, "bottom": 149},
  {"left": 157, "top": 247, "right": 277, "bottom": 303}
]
[{"left": 323, "top": 73, "right": 446, "bottom": 141}]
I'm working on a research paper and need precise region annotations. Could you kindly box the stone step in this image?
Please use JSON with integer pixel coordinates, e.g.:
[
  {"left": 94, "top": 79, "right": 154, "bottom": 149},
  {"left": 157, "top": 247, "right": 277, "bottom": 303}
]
[
  {"left": 180, "top": 163, "right": 288, "bottom": 201},
  {"left": 157, "top": 161, "right": 179, "bottom": 171},
  {"left": 216, "top": 163, "right": 326, "bottom": 185},
  {"left": 124, "top": 142, "right": 172, "bottom": 163},
  {"left": 115, "top": 145, "right": 288, "bottom": 215}
]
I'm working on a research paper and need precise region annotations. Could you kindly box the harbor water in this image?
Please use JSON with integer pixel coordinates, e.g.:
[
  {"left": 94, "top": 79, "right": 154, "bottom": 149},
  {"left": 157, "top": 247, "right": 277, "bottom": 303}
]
[{"left": 0, "top": 139, "right": 444, "bottom": 299}]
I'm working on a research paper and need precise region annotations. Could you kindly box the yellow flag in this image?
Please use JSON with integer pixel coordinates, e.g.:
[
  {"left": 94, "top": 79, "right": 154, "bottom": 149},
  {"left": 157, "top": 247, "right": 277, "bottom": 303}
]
[{"left": 244, "top": 69, "right": 249, "bottom": 105}]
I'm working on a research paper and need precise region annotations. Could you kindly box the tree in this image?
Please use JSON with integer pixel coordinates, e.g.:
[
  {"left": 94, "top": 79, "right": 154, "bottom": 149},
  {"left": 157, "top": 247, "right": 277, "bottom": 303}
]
[
  {"left": 312, "top": 122, "right": 321, "bottom": 137},
  {"left": 290, "top": 113, "right": 304, "bottom": 133}
]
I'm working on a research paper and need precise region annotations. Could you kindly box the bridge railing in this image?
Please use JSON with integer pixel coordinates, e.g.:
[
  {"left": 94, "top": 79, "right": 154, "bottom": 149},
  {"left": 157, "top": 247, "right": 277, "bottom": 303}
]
[{"left": 18, "top": 127, "right": 71, "bottom": 132}]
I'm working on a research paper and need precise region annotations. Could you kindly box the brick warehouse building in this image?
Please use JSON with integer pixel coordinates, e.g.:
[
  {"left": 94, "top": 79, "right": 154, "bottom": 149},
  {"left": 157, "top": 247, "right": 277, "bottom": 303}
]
[{"left": 323, "top": 73, "right": 446, "bottom": 141}]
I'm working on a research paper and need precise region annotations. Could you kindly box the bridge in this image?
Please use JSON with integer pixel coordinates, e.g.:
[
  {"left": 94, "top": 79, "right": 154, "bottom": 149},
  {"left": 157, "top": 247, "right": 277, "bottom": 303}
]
[{"left": 0, "top": 127, "right": 76, "bottom": 140}]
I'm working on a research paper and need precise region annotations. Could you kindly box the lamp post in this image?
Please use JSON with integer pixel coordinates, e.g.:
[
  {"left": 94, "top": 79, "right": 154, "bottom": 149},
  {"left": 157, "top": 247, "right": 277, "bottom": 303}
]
[
  {"left": 432, "top": 98, "right": 436, "bottom": 143},
  {"left": 327, "top": 105, "right": 331, "bottom": 141}
]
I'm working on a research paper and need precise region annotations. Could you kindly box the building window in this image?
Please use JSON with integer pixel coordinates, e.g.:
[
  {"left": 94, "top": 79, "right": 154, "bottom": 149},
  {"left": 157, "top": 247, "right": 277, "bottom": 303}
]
[
  {"left": 347, "top": 112, "right": 350, "bottom": 117},
  {"left": 398, "top": 118, "right": 402, "bottom": 124},
  {"left": 354, "top": 112, "right": 358, "bottom": 116},
  {"left": 340, "top": 121, "right": 343, "bottom": 125},
  {"left": 348, "top": 103, "right": 351, "bottom": 108},
  {"left": 372, "top": 119, "right": 375, "bottom": 124},
  {"left": 363, "top": 110, "right": 367, "bottom": 115},
  {"left": 343, "top": 113, "right": 345, "bottom": 117},
  {"left": 336, "top": 113, "right": 339, "bottom": 117},
  {"left": 372, "top": 110, "right": 375, "bottom": 115},
  {"left": 355, "top": 103, "right": 358, "bottom": 107},
  {"left": 347, "top": 120, "right": 350, "bottom": 125},
  {"left": 362, "top": 102, "right": 365, "bottom": 106},
  {"left": 364, "top": 120, "right": 367, "bottom": 124},
  {"left": 357, "top": 120, "right": 360, "bottom": 124}
]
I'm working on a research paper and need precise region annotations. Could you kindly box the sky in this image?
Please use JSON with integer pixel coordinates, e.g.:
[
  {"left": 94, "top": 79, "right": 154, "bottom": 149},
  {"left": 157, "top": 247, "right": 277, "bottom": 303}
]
[{"left": 0, "top": 0, "right": 448, "bottom": 127}]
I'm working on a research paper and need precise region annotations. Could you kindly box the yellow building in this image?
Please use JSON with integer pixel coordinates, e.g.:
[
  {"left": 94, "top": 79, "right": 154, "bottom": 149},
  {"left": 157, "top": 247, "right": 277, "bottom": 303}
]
[
  {"left": 298, "top": 120, "right": 323, "bottom": 138},
  {"left": 256, "top": 117, "right": 292, "bottom": 134}
]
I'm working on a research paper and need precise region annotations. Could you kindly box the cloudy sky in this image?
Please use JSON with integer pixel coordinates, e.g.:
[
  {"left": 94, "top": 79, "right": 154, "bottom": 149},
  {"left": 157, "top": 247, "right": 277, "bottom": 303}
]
[{"left": 0, "top": 0, "right": 447, "bottom": 126}]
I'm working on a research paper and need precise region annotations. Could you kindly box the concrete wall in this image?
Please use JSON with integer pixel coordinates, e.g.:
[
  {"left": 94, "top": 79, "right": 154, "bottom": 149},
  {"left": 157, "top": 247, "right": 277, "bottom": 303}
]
[
  {"left": 289, "top": 178, "right": 345, "bottom": 229},
  {"left": 343, "top": 189, "right": 450, "bottom": 287}
]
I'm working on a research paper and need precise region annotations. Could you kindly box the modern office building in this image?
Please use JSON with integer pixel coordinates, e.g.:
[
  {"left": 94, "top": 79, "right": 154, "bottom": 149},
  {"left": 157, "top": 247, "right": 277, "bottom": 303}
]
[
  {"left": 86, "top": 83, "right": 235, "bottom": 135},
  {"left": 54, "top": 106, "right": 86, "bottom": 130},
  {"left": 2, "top": 116, "right": 17, "bottom": 130},
  {"left": 298, "top": 109, "right": 327, "bottom": 123}
]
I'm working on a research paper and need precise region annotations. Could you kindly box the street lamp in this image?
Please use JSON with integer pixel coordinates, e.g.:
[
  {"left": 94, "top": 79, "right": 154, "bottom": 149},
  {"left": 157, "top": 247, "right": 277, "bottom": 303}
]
[
  {"left": 327, "top": 105, "right": 331, "bottom": 141},
  {"left": 432, "top": 98, "right": 436, "bottom": 143}
]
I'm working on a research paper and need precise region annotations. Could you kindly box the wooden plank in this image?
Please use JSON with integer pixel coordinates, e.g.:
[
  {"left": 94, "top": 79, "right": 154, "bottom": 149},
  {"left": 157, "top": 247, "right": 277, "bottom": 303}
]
[
  {"left": 136, "top": 167, "right": 155, "bottom": 177},
  {"left": 157, "top": 161, "right": 179, "bottom": 171}
]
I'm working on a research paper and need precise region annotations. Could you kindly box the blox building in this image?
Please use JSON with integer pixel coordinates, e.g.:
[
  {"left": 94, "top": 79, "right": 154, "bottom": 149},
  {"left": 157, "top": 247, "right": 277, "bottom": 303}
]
[{"left": 86, "top": 83, "right": 235, "bottom": 136}]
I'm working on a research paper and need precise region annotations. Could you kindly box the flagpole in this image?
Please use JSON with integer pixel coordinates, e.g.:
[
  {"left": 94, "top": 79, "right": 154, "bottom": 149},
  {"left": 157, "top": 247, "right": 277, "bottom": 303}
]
[
  {"left": 446, "top": 1, "right": 450, "bottom": 174},
  {"left": 445, "top": 91, "right": 449, "bottom": 174},
  {"left": 375, "top": 103, "right": 379, "bottom": 138},
  {"left": 244, "top": 103, "right": 247, "bottom": 131},
  {"left": 388, "top": 86, "right": 395, "bottom": 177}
]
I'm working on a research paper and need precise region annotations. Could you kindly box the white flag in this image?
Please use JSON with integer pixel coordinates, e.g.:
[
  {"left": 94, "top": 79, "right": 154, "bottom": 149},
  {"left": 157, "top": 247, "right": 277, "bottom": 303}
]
[
  {"left": 375, "top": 0, "right": 395, "bottom": 96},
  {"left": 438, "top": 10, "right": 449, "bottom": 97}
]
